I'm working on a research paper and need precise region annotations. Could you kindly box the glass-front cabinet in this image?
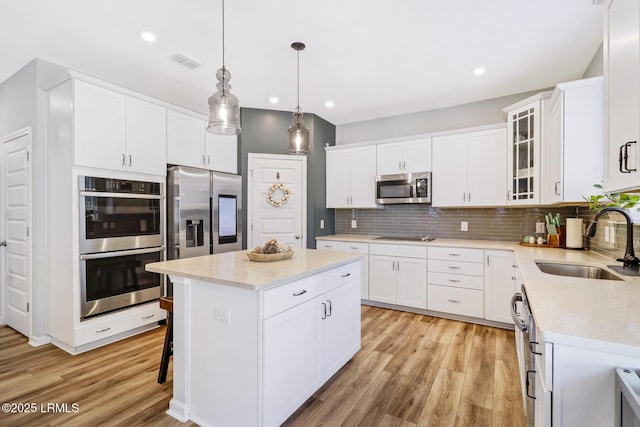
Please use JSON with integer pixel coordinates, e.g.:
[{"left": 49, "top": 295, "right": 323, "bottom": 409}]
[{"left": 505, "top": 93, "right": 550, "bottom": 205}]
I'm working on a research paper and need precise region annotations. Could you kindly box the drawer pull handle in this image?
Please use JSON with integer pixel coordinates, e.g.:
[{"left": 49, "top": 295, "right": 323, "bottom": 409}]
[
  {"left": 448, "top": 279, "right": 460, "bottom": 283},
  {"left": 325, "top": 245, "right": 333, "bottom": 248},
  {"left": 448, "top": 266, "right": 460, "bottom": 270},
  {"left": 341, "top": 273, "right": 351, "bottom": 278},
  {"left": 349, "top": 246, "right": 358, "bottom": 250},
  {"left": 96, "top": 327, "right": 111, "bottom": 333},
  {"left": 448, "top": 299, "right": 461, "bottom": 304},
  {"left": 293, "top": 290, "right": 307, "bottom": 296},
  {"left": 529, "top": 341, "right": 542, "bottom": 356},
  {"left": 142, "top": 314, "right": 155, "bottom": 320},
  {"left": 448, "top": 253, "right": 461, "bottom": 257},
  {"left": 327, "top": 299, "right": 332, "bottom": 316},
  {"left": 322, "top": 302, "right": 327, "bottom": 319}
]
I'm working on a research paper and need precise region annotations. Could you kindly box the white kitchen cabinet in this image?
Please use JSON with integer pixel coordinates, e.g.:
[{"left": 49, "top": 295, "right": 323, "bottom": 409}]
[
  {"left": 316, "top": 239, "right": 369, "bottom": 299},
  {"left": 432, "top": 128, "right": 507, "bottom": 207},
  {"left": 376, "top": 138, "right": 432, "bottom": 175},
  {"left": 604, "top": 0, "right": 640, "bottom": 192},
  {"left": 167, "top": 110, "right": 208, "bottom": 169},
  {"left": 206, "top": 132, "right": 238, "bottom": 174},
  {"left": 427, "top": 246, "right": 484, "bottom": 318},
  {"left": 483, "top": 250, "right": 517, "bottom": 324},
  {"left": 73, "top": 80, "right": 167, "bottom": 175},
  {"left": 368, "top": 243, "right": 427, "bottom": 309},
  {"left": 263, "top": 265, "right": 361, "bottom": 427},
  {"left": 543, "top": 77, "right": 604, "bottom": 204},
  {"left": 505, "top": 93, "right": 551, "bottom": 205},
  {"left": 326, "top": 146, "right": 378, "bottom": 208}
]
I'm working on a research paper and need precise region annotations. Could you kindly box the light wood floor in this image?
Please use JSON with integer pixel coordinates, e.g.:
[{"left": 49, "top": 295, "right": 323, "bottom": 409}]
[{"left": 0, "top": 306, "right": 524, "bottom": 426}]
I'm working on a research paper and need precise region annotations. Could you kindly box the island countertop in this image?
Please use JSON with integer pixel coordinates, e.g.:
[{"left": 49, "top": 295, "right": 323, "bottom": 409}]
[{"left": 146, "top": 248, "right": 362, "bottom": 291}]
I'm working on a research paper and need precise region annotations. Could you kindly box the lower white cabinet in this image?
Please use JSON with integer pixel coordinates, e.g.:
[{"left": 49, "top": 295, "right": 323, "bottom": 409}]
[
  {"left": 484, "top": 250, "right": 517, "bottom": 324},
  {"left": 316, "top": 239, "right": 369, "bottom": 299},
  {"left": 427, "top": 246, "right": 484, "bottom": 318},
  {"left": 262, "top": 264, "right": 361, "bottom": 427},
  {"left": 369, "top": 244, "right": 427, "bottom": 309}
]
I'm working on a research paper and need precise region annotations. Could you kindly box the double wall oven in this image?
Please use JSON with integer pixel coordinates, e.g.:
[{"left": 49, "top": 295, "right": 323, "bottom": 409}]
[{"left": 79, "top": 176, "right": 164, "bottom": 319}]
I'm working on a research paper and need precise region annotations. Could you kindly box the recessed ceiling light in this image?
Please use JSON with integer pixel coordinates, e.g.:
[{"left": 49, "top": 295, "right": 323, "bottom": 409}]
[
  {"left": 473, "top": 67, "right": 485, "bottom": 76},
  {"left": 269, "top": 96, "right": 279, "bottom": 104},
  {"left": 325, "top": 100, "right": 335, "bottom": 108},
  {"left": 141, "top": 32, "right": 157, "bottom": 43}
]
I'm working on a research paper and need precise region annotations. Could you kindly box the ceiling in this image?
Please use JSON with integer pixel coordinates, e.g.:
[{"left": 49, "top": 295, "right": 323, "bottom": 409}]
[{"left": 0, "top": 0, "right": 603, "bottom": 125}]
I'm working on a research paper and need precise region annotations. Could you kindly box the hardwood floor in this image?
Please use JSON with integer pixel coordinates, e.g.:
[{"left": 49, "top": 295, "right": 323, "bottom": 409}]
[{"left": 0, "top": 306, "right": 525, "bottom": 426}]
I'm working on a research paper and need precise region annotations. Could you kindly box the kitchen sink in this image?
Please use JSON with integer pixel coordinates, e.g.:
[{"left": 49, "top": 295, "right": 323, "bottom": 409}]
[{"left": 535, "top": 262, "right": 624, "bottom": 281}]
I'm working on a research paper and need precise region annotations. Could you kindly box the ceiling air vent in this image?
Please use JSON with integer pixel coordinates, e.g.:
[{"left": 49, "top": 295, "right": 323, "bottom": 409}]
[{"left": 170, "top": 53, "right": 201, "bottom": 69}]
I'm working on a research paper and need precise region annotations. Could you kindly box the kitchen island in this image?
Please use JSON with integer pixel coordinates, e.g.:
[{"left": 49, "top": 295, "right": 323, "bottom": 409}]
[{"left": 146, "top": 249, "right": 362, "bottom": 427}]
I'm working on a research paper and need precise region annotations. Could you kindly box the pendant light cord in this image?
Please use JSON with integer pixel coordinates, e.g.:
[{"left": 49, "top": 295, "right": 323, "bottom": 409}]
[{"left": 221, "top": 0, "right": 225, "bottom": 69}]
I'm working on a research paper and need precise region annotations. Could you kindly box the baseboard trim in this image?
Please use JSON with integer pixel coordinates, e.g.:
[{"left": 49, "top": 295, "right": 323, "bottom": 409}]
[
  {"left": 167, "top": 399, "right": 190, "bottom": 423},
  {"left": 29, "top": 334, "right": 52, "bottom": 347}
]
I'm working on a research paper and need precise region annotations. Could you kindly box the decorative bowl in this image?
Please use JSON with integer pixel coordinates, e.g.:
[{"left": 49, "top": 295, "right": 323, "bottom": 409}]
[{"left": 246, "top": 250, "right": 294, "bottom": 262}]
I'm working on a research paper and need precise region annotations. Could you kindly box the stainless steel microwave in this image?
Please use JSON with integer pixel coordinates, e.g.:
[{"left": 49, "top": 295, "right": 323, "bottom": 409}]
[{"left": 375, "top": 172, "right": 431, "bottom": 204}]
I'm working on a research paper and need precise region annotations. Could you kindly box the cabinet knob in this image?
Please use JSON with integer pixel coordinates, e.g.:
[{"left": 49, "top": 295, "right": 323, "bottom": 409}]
[{"left": 295, "top": 235, "right": 301, "bottom": 240}]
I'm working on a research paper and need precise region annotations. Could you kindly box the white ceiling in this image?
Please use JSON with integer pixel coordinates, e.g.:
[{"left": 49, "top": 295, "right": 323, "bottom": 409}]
[{"left": 0, "top": 0, "right": 603, "bottom": 125}]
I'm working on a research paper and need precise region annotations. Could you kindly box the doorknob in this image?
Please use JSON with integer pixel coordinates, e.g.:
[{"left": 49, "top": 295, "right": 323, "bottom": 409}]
[
  {"left": 0, "top": 241, "right": 6, "bottom": 246},
  {"left": 295, "top": 235, "right": 301, "bottom": 240}
]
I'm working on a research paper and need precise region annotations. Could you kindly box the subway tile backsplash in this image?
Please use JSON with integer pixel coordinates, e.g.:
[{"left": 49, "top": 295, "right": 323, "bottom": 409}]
[
  {"left": 335, "top": 205, "right": 640, "bottom": 263},
  {"left": 335, "top": 205, "right": 581, "bottom": 241}
]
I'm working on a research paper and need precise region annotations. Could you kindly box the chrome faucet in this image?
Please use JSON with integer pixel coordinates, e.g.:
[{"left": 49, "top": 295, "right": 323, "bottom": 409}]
[{"left": 585, "top": 207, "right": 640, "bottom": 270}]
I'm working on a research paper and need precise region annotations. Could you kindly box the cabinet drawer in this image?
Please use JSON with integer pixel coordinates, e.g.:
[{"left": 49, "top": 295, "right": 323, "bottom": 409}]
[
  {"left": 370, "top": 243, "right": 427, "bottom": 258},
  {"left": 263, "top": 275, "right": 325, "bottom": 319},
  {"left": 428, "top": 259, "right": 483, "bottom": 276},
  {"left": 427, "top": 285, "right": 483, "bottom": 318},
  {"left": 75, "top": 303, "right": 163, "bottom": 346},
  {"left": 317, "top": 240, "right": 369, "bottom": 254},
  {"left": 428, "top": 246, "right": 484, "bottom": 262},
  {"left": 428, "top": 271, "right": 483, "bottom": 290},
  {"left": 325, "top": 261, "right": 361, "bottom": 292}
]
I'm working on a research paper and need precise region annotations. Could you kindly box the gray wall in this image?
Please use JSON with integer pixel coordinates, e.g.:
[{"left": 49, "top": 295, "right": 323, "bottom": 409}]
[
  {"left": 335, "top": 89, "right": 550, "bottom": 145},
  {"left": 239, "top": 108, "right": 335, "bottom": 249},
  {"left": 582, "top": 42, "right": 604, "bottom": 79},
  {"left": 0, "top": 58, "right": 65, "bottom": 340}
]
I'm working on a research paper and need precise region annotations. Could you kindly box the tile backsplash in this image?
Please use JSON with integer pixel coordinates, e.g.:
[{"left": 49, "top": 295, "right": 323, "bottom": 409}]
[
  {"left": 335, "top": 205, "right": 640, "bottom": 263},
  {"left": 335, "top": 205, "right": 581, "bottom": 241}
]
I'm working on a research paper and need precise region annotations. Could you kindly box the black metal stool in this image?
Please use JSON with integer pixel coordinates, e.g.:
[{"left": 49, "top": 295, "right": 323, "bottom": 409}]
[{"left": 158, "top": 296, "right": 173, "bottom": 383}]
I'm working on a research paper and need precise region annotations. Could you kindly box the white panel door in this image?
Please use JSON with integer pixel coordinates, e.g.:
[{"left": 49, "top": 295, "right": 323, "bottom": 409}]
[
  {"left": 484, "top": 250, "right": 516, "bottom": 324},
  {"left": 205, "top": 133, "right": 238, "bottom": 174},
  {"left": 467, "top": 129, "right": 507, "bottom": 206},
  {"left": 248, "top": 154, "right": 306, "bottom": 249},
  {"left": 1, "top": 130, "right": 31, "bottom": 337},
  {"left": 403, "top": 138, "right": 432, "bottom": 173},
  {"left": 323, "top": 280, "right": 361, "bottom": 378},
  {"left": 349, "top": 146, "right": 377, "bottom": 208},
  {"left": 368, "top": 255, "right": 396, "bottom": 304},
  {"left": 166, "top": 110, "right": 206, "bottom": 169},
  {"left": 376, "top": 142, "right": 404, "bottom": 175},
  {"left": 326, "top": 150, "right": 350, "bottom": 208}
]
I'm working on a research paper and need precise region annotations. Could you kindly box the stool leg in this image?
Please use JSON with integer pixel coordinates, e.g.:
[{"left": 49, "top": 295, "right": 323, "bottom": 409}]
[{"left": 158, "top": 313, "right": 173, "bottom": 384}]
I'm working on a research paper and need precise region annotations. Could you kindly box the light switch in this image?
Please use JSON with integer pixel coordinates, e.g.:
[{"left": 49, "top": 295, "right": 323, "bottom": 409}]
[
  {"left": 461, "top": 221, "right": 468, "bottom": 232},
  {"left": 320, "top": 219, "right": 325, "bottom": 229},
  {"left": 351, "top": 220, "right": 357, "bottom": 229}
]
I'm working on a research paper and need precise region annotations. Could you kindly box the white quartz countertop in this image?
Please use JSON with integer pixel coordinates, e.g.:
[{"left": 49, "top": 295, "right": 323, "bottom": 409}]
[
  {"left": 146, "top": 248, "right": 361, "bottom": 291},
  {"left": 317, "top": 234, "right": 640, "bottom": 357}
]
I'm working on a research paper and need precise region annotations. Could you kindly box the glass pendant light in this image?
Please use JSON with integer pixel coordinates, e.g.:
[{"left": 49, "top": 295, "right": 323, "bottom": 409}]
[
  {"left": 287, "top": 42, "right": 310, "bottom": 155},
  {"left": 207, "top": 0, "right": 241, "bottom": 135}
]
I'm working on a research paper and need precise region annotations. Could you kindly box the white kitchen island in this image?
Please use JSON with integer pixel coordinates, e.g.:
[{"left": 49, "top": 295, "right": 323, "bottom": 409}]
[{"left": 146, "top": 249, "right": 362, "bottom": 427}]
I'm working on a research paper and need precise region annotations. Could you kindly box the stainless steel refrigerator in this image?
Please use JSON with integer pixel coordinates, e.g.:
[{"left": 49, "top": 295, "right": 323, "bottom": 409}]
[{"left": 167, "top": 165, "right": 242, "bottom": 270}]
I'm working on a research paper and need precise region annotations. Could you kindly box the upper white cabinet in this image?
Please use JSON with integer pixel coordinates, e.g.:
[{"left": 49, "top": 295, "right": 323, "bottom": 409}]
[
  {"left": 543, "top": 78, "right": 604, "bottom": 204},
  {"left": 206, "top": 132, "right": 238, "bottom": 174},
  {"left": 167, "top": 110, "right": 207, "bottom": 169},
  {"left": 326, "top": 145, "right": 378, "bottom": 208},
  {"left": 604, "top": 0, "right": 640, "bottom": 193},
  {"left": 74, "top": 80, "right": 167, "bottom": 175},
  {"left": 376, "top": 138, "right": 432, "bottom": 175},
  {"left": 504, "top": 93, "right": 551, "bottom": 205},
  {"left": 432, "top": 128, "right": 507, "bottom": 207}
]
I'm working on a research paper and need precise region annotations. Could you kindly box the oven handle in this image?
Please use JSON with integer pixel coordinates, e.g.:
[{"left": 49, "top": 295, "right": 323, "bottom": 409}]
[
  {"left": 80, "top": 246, "right": 165, "bottom": 260},
  {"left": 79, "top": 191, "right": 163, "bottom": 200},
  {"left": 511, "top": 293, "right": 527, "bottom": 332}
]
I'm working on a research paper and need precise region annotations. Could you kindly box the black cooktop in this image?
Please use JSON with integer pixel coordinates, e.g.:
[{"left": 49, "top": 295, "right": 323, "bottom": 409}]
[{"left": 374, "top": 236, "right": 435, "bottom": 242}]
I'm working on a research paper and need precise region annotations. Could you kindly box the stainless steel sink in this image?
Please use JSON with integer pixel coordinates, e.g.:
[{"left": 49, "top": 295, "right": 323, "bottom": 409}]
[{"left": 535, "top": 262, "right": 624, "bottom": 281}]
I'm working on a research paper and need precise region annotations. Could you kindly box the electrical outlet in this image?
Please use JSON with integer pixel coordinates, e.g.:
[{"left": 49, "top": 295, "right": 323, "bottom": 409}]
[
  {"left": 604, "top": 226, "right": 611, "bottom": 242},
  {"left": 536, "top": 222, "right": 546, "bottom": 234},
  {"left": 461, "top": 221, "right": 468, "bottom": 232},
  {"left": 214, "top": 306, "right": 231, "bottom": 324},
  {"left": 320, "top": 219, "right": 325, "bottom": 229},
  {"left": 351, "top": 220, "right": 357, "bottom": 229}
]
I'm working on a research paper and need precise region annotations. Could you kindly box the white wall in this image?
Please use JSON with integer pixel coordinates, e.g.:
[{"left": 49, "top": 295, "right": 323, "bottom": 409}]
[
  {"left": 0, "top": 58, "right": 64, "bottom": 341},
  {"left": 335, "top": 89, "right": 548, "bottom": 145},
  {"left": 582, "top": 42, "right": 604, "bottom": 79}
]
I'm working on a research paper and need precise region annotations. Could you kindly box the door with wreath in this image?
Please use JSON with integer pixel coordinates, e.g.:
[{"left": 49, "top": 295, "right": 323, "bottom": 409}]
[{"left": 247, "top": 153, "right": 307, "bottom": 250}]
